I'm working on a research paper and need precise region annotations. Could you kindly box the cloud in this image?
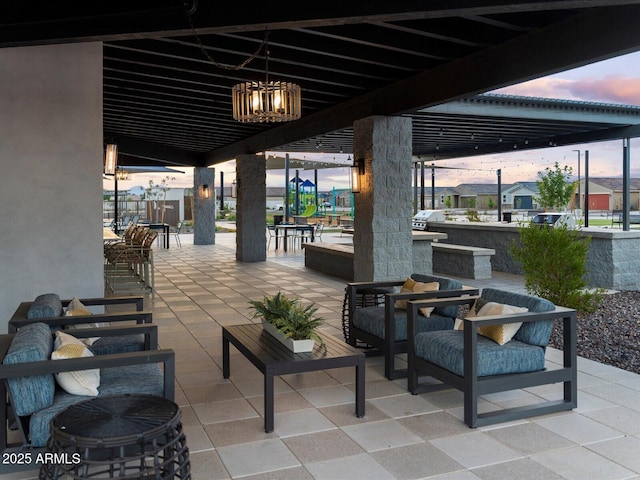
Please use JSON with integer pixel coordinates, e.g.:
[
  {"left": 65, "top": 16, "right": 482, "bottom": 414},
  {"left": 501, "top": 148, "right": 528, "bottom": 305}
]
[
  {"left": 568, "top": 75, "right": 640, "bottom": 105},
  {"left": 493, "top": 78, "right": 578, "bottom": 99},
  {"left": 495, "top": 75, "right": 640, "bottom": 106}
]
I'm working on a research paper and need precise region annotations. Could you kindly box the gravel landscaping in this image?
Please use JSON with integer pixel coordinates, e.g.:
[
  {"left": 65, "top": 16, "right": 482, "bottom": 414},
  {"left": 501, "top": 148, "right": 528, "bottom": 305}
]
[{"left": 549, "top": 291, "right": 640, "bottom": 374}]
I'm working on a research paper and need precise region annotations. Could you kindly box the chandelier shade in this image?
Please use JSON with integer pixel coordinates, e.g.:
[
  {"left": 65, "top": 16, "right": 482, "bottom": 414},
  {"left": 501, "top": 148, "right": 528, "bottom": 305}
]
[{"left": 232, "top": 81, "right": 301, "bottom": 123}]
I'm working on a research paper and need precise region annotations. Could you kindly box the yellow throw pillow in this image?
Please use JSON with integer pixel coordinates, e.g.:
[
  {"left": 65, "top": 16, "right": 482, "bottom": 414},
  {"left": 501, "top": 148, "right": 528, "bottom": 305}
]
[
  {"left": 65, "top": 297, "right": 91, "bottom": 315},
  {"left": 52, "top": 331, "right": 100, "bottom": 396},
  {"left": 475, "top": 302, "right": 528, "bottom": 345},
  {"left": 395, "top": 278, "right": 439, "bottom": 317},
  {"left": 64, "top": 297, "right": 109, "bottom": 336}
]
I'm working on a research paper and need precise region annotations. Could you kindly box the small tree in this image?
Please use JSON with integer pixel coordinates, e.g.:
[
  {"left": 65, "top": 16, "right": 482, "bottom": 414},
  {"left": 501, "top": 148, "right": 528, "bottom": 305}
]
[
  {"left": 145, "top": 176, "right": 175, "bottom": 222},
  {"left": 487, "top": 197, "right": 496, "bottom": 210},
  {"left": 444, "top": 195, "right": 452, "bottom": 209},
  {"left": 510, "top": 223, "right": 604, "bottom": 313},
  {"left": 535, "top": 162, "right": 574, "bottom": 211}
]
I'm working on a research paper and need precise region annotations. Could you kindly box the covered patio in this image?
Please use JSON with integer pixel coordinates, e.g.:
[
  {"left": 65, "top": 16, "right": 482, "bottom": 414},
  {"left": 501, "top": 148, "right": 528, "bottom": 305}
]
[
  {"left": 133, "top": 235, "right": 640, "bottom": 480},
  {"left": 10, "top": 232, "right": 640, "bottom": 479},
  {"left": 3, "top": 3, "right": 640, "bottom": 477},
  {"left": 4, "top": 2, "right": 640, "bottom": 324}
]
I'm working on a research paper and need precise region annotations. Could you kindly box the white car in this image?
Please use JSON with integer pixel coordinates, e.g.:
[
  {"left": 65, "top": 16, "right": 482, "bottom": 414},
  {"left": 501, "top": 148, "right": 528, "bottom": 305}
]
[{"left": 532, "top": 212, "right": 576, "bottom": 229}]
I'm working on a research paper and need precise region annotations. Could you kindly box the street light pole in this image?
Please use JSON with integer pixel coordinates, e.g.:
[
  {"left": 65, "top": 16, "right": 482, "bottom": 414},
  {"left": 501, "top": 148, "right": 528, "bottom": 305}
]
[{"left": 572, "top": 149, "right": 581, "bottom": 210}]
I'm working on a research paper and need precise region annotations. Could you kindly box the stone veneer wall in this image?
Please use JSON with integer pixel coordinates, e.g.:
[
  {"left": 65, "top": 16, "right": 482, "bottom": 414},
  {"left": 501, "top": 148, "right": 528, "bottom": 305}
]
[
  {"left": 236, "top": 155, "right": 266, "bottom": 262},
  {"left": 412, "top": 239, "right": 433, "bottom": 274},
  {"left": 353, "top": 116, "right": 413, "bottom": 281},
  {"left": 429, "top": 221, "right": 640, "bottom": 290}
]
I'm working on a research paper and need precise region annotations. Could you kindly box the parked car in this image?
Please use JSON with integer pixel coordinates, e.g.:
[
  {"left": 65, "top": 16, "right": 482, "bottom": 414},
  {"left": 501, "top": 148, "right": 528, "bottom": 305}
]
[{"left": 532, "top": 212, "right": 576, "bottom": 229}]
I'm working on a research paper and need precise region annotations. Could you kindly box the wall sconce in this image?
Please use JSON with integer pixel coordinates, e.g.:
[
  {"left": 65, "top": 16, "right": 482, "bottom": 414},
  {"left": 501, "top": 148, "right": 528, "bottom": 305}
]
[
  {"left": 231, "top": 179, "right": 237, "bottom": 198},
  {"left": 104, "top": 144, "right": 118, "bottom": 175},
  {"left": 351, "top": 157, "right": 365, "bottom": 193},
  {"left": 202, "top": 184, "right": 209, "bottom": 199}
]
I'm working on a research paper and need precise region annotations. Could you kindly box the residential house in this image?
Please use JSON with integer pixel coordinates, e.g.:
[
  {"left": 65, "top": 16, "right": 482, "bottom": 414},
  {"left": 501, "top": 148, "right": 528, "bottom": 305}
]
[
  {"left": 502, "top": 182, "right": 539, "bottom": 210},
  {"left": 577, "top": 178, "right": 640, "bottom": 211}
]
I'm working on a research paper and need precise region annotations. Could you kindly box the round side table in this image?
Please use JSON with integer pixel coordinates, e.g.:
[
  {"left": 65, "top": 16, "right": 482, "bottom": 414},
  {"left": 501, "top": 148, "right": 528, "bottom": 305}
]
[{"left": 39, "top": 394, "right": 190, "bottom": 479}]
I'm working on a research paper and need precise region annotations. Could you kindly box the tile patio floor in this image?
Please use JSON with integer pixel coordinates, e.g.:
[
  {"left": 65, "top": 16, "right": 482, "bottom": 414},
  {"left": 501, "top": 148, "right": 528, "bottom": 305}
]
[{"left": 12, "top": 229, "right": 640, "bottom": 479}]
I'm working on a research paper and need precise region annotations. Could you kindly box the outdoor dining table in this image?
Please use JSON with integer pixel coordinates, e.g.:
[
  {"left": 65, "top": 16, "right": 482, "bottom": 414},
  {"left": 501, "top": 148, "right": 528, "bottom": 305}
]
[
  {"left": 138, "top": 222, "right": 170, "bottom": 248},
  {"left": 275, "top": 224, "right": 315, "bottom": 252},
  {"left": 103, "top": 227, "right": 120, "bottom": 242}
]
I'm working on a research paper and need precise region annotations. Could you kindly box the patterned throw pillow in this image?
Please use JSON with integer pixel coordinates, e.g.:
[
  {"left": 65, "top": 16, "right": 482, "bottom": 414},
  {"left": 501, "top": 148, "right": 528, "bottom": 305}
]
[
  {"left": 455, "top": 301, "right": 528, "bottom": 345},
  {"left": 51, "top": 331, "right": 100, "bottom": 396},
  {"left": 395, "top": 278, "right": 439, "bottom": 316},
  {"left": 477, "top": 302, "right": 528, "bottom": 345},
  {"left": 64, "top": 297, "right": 108, "bottom": 344}
]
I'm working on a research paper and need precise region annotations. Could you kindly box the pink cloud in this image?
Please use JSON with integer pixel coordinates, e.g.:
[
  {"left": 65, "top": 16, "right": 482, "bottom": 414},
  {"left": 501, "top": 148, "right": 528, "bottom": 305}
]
[
  {"left": 495, "top": 75, "right": 640, "bottom": 106},
  {"left": 568, "top": 75, "right": 640, "bottom": 105},
  {"left": 493, "top": 78, "right": 578, "bottom": 99}
]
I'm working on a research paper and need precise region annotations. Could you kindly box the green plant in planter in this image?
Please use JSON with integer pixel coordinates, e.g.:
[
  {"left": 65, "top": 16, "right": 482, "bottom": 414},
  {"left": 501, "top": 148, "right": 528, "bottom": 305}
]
[{"left": 248, "top": 292, "right": 325, "bottom": 346}]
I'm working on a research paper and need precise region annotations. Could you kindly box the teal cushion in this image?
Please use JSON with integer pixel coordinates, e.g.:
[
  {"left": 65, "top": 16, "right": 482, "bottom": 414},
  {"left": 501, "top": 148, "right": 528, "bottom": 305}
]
[
  {"left": 28, "top": 363, "right": 164, "bottom": 447},
  {"left": 26, "top": 293, "right": 63, "bottom": 319},
  {"left": 414, "top": 330, "right": 546, "bottom": 377},
  {"left": 411, "top": 274, "right": 463, "bottom": 319},
  {"left": 3, "top": 323, "right": 55, "bottom": 416},
  {"left": 88, "top": 334, "right": 145, "bottom": 355},
  {"left": 480, "top": 288, "right": 555, "bottom": 346},
  {"left": 353, "top": 307, "right": 453, "bottom": 341}
]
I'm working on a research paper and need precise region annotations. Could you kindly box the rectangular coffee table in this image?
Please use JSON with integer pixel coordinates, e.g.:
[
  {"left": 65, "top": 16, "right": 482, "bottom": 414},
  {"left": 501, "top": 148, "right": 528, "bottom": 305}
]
[{"left": 222, "top": 324, "right": 365, "bottom": 432}]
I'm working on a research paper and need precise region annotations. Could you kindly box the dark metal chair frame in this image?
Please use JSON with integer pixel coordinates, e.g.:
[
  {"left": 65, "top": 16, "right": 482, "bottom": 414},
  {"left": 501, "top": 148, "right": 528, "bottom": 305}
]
[
  {"left": 346, "top": 281, "right": 479, "bottom": 379},
  {"left": 0, "top": 324, "right": 175, "bottom": 454},
  {"left": 406, "top": 295, "right": 577, "bottom": 428},
  {"left": 8, "top": 296, "right": 150, "bottom": 333}
]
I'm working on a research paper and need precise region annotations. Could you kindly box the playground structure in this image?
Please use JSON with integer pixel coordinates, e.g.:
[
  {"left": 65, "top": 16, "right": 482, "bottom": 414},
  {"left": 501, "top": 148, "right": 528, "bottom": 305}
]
[{"left": 285, "top": 180, "right": 355, "bottom": 219}]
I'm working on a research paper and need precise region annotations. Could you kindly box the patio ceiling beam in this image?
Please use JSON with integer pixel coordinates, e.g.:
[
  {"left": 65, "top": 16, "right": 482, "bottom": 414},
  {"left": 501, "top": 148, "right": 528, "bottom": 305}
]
[
  {"left": 3, "top": 1, "right": 637, "bottom": 47},
  {"left": 202, "top": 4, "right": 640, "bottom": 165},
  {"left": 109, "top": 134, "right": 203, "bottom": 167}
]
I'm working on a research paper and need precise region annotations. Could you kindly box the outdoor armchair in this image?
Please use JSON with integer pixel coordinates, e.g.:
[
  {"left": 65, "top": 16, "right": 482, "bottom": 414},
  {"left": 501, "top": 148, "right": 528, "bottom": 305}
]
[
  {"left": 9, "top": 295, "right": 152, "bottom": 355},
  {"left": 346, "top": 274, "right": 479, "bottom": 379},
  {"left": 0, "top": 322, "right": 174, "bottom": 452},
  {"left": 407, "top": 288, "right": 577, "bottom": 427}
]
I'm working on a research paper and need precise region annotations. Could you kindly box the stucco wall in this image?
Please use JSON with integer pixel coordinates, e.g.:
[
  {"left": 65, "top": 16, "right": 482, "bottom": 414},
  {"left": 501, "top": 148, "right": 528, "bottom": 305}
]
[{"left": 0, "top": 43, "right": 104, "bottom": 332}]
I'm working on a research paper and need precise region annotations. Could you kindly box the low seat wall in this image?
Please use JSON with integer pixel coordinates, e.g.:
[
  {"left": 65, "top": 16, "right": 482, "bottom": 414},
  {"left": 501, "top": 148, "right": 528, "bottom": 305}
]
[
  {"left": 432, "top": 243, "right": 495, "bottom": 279},
  {"left": 303, "top": 243, "right": 354, "bottom": 280}
]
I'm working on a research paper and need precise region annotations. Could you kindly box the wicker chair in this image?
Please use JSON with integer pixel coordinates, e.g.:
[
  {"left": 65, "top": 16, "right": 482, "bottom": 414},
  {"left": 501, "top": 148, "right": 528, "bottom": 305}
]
[
  {"left": 104, "top": 229, "right": 157, "bottom": 298},
  {"left": 345, "top": 274, "right": 478, "bottom": 379}
]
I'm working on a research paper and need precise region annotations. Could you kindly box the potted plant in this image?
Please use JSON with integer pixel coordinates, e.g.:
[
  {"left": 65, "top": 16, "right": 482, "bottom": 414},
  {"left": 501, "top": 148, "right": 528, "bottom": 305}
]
[{"left": 248, "top": 292, "right": 324, "bottom": 352}]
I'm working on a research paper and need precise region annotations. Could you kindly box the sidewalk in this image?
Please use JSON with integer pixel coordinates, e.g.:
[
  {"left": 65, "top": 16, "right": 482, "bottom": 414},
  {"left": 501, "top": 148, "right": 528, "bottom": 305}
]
[{"left": 144, "top": 237, "right": 640, "bottom": 480}]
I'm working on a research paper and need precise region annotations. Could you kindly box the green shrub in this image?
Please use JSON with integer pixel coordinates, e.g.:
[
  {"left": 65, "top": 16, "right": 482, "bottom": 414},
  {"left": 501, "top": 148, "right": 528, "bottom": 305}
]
[
  {"left": 510, "top": 223, "right": 604, "bottom": 313},
  {"left": 466, "top": 209, "right": 481, "bottom": 222}
]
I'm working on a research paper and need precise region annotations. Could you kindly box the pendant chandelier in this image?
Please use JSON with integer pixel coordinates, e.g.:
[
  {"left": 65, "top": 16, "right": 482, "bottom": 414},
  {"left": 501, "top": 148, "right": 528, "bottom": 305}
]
[
  {"left": 184, "top": 5, "right": 300, "bottom": 123},
  {"left": 232, "top": 37, "right": 301, "bottom": 123}
]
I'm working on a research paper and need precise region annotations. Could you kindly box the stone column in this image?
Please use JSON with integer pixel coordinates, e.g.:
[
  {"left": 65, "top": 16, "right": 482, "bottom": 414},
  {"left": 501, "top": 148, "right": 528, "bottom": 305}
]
[
  {"left": 353, "top": 116, "right": 413, "bottom": 281},
  {"left": 236, "top": 154, "right": 267, "bottom": 262},
  {"left": 194, "top": 167, "right": 215, "bottom": 245}
]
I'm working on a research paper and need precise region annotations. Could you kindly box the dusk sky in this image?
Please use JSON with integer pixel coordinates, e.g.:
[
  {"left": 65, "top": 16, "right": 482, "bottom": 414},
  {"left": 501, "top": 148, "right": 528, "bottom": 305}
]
[{"left": 108, "top": 51, "right": 640, "bottom": 192}]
